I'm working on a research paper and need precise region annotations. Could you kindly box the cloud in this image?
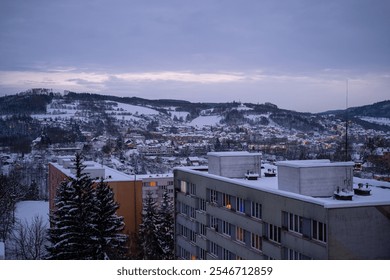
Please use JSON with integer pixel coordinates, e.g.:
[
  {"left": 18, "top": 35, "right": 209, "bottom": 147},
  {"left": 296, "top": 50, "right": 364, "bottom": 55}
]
[
  {"left": 114, "top": 71, "right": 245, "bottom": 83},
  {"left": 0, "top": 70, "right": 247, "bottom": 88}
]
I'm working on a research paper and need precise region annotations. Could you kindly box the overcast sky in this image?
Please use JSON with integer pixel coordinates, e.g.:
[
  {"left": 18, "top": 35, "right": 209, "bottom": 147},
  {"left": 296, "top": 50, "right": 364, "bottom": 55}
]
[{"left": 0, "top": 0, "right": 389, "bottom": 112}]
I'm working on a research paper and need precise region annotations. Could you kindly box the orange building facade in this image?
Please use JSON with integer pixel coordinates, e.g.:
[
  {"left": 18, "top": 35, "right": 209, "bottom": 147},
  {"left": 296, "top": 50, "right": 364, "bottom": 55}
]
[{"left": 48, "top": 157, "right": 143, "bottom": 237}]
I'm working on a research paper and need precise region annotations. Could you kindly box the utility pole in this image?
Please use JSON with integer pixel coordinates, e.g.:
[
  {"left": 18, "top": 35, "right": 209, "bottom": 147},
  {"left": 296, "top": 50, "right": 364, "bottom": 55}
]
[{"left": 345, "top": 79, "right": 349, "bottom": 162}]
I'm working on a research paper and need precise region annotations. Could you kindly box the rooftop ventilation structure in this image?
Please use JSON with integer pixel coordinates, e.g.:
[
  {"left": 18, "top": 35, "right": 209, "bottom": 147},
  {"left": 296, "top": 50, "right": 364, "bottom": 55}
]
[
  {"left": 277, "top": 160, "right": 354, "bottom": 197},
  {"left": 207, "top": 151, "right": 261, "bottom": 179}
]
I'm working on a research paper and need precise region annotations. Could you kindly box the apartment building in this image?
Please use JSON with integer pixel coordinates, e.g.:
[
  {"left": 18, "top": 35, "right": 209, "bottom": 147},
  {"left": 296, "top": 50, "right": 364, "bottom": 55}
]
[
  {"left": 174, "top": 151, "right": 390, "bottom": 260},
  {"left": 48, "top": 156, "right": 173, "bottom": 237}
]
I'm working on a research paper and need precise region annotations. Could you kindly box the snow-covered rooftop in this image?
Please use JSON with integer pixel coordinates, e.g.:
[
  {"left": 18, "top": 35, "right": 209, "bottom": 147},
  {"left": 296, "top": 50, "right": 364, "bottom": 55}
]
[
  {"left": 277, "top": 159, "right": 354, "bottom": 168},
  {"left": 50, "top": 161, "right": 137, "bottom": 182},
  {"left": 51, "top": 159, "right": 173, "bottom": 182},
  {"left": 208, "top": 151, "right": 262, "bottom": 157}
]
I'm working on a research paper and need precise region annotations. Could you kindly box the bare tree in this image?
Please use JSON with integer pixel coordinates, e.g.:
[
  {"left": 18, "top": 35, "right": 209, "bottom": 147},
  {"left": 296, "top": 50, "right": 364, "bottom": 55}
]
[{"left": 7, "top": 215, "right": 47, "bottom": 260}]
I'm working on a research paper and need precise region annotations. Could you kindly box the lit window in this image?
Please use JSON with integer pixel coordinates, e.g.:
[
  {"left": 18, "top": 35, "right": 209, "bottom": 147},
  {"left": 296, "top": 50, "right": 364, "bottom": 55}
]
[
  {"left": 236, "top": 197, "right": 245, "bottom": 213},
  {"left": 251, "top": 233, "right": 262, "bottom": 251},
  {"left": 149, "top": 181, "right": 157, "bottom": 187},
  {"left": 180, "top": 180, "right": 187, "bottom": 193},
  {"left": 223, "top": 193, "right": 231, "bottom": 209},
  {"left": 236, "top": 226, "right": 245, "bottom": 243}
]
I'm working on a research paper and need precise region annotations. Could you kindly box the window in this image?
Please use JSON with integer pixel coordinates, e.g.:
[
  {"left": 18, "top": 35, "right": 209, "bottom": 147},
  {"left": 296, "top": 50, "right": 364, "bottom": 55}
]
[
  {"left": 209, "top": 215, "right": 218, "bottom": 231},
  {"left": 222, "top": 248, "right": 233, "bottom": 260},
  {"left": 289, "top": 213, "right": 302, "bottom": 234},
  {"left": 199, "top": 223, "right": 206, "bottom": 237},
  {"left": 199, "top": 198, "right": 206, "bottom": 211},
  {"left": 283, "top": 211, "right": 311, "bottom": 238},
  {"left": 222, "top": 220, "right": 231, "bottom": 237},
  {"left": 190, "top": 183, "right": 196, "bottom": 195},
  {"left": 210, "top": 189, "right": 218, "bottom": 204},
  {"left": 236, "top": 226, "right": 245, "bottom": 243},
  {"left": 251, "top": 233, "right": 262, "bottom": 251},
  {"left": 190, "top": 230, "right": 196, "bottom": 243},
  {"left": 199, "top": 248, "right": 207, "bottom": 260},
  {"left": 285, "top": 248, "right": 311, "bottom": 260},
  {"left": 312, "top": 220, "right": 327, "bottom": 243},
  {"left": 179, "top": 246, "right": 190, "bottom": 259},
  {"left": 236, "top": 197, "right": 245, "bottom": 213},
  {"left": 266, "top": 223, "right": 281, "bottom": 244},
  {"left": 180, "top": 180, "right": 187, "bottom": 193},
  {"left": 251, "top": 202, "right": 262, "bottom": 219},
  {"left": 180, "top": 203, "right": 189, "bottom": 216},
  {"left": 149, "top": 181, "right": 157, "bottom": 187},
  {"left": 189, "top": 206, "right": 196, "bottom": 219},
  {"left": 222, "top": 193, "right": 232, "bottom": 209},
  {"left": 209, "top": 241, "right": 219, "bottom": 257}
]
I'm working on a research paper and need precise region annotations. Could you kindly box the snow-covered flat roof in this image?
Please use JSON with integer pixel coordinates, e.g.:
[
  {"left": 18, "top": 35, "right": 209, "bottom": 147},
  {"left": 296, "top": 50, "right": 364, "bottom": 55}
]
[
  {"left": 208, "top": 151, "right": 262, "bottom": 157},
  {"left": 277, "top": 159, "right": 354, "bottom": 168},
  {"left": 175, "top": 166, "right": 390, "bottom": 209},
  {"left": 136, "top": 173, "right": 173, "bottom": 179},
  {"left": 50, "top": 161, "right": 137, "bottom": 182}
]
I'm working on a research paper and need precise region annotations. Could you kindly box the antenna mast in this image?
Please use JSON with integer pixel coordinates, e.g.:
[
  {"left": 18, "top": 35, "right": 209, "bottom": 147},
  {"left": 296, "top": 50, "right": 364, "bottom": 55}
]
[{"left": 345, "top": 79, "right": 349, "bottom": 161}]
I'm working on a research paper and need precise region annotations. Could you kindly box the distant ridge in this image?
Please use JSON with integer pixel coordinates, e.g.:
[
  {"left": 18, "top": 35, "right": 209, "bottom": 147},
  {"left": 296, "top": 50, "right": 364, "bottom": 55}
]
[
  {"left": 0, "top": 89, "right": 389, "bottom": 133},
  {"left": 320, "top": 100, "right": 390, "bottom": 119}
]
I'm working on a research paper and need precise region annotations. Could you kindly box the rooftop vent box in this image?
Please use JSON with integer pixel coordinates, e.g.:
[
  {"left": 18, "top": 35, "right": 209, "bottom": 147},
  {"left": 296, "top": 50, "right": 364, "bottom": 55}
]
[
  {"left": 207, "top": 151, "right": 261, "bottom": 179},
  {"left": 277, "top": 160, "right": 354, "bottom": 197}
]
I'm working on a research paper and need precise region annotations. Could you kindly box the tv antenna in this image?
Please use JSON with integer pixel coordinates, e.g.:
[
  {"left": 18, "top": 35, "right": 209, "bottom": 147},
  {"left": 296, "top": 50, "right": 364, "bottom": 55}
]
[{"left": 345, "top": 79, "right": 349, "bottom": 161}]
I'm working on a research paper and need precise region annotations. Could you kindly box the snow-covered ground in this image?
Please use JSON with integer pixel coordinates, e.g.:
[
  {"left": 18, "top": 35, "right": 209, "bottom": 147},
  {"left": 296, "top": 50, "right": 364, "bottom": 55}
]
[
  {"left": 109, "top": 102, "right": 160, "bottom": 115},
  {"left": 360, "top": 117, "right": 390, "bottom": 126},
  {"left": 0, "top": 241, "right": 4, "bottom": 259},
  {"left": 15, "top": 200, "right": 49, "bottom": 227},
  {"left": 189, "top": 115, "right": 221, "bottom": 127}
]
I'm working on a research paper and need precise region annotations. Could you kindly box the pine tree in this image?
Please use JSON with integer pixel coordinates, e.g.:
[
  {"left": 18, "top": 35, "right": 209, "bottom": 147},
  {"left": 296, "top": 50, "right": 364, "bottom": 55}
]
[
  {"left": 46, "top": 153, "right": 97, "bottom": 259},
  {"left": 138, "top": 192, "right": 163, "bottom": 259},
  {"left": 156, "top": 191, "right": 175, "bottom": 260},
  {"left": 93, "top": 179, "right": 128, "bottom": 259},
  {"left": 26, "top": 180, "right": 39, "bottom": 200}
]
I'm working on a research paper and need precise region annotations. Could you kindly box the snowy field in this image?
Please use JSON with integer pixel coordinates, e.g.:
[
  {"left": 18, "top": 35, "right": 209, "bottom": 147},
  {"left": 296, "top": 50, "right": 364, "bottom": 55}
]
[
  {"left": 360, "top": 117, "right": 390, "bottom": 126},
  {"left": 189, "top": 115, "right": 221, "bottom": 127},
  {"left": 108, "top": 102, "right": 160, "bottom": 115}
]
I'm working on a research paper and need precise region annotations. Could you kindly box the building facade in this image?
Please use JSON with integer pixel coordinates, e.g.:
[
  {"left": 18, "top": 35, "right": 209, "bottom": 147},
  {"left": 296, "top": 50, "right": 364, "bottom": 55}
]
[
  {"left": 48, "top": 156, "right": 174, "bottom": 238},
  {"left": 174, "top": 152, "right": 390, "bottom": 260}
]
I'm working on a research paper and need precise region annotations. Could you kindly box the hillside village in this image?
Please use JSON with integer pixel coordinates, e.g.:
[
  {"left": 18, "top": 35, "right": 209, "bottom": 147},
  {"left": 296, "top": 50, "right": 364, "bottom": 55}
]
[{"left": 0, "top": 88, "right": 389, "bottom": 199}]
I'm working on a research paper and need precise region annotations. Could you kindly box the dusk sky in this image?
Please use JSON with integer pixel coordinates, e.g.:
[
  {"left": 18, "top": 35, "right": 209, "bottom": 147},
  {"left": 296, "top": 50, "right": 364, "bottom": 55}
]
[{"left": 0, "top": 0, "right": 389, "bottom": 112}]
